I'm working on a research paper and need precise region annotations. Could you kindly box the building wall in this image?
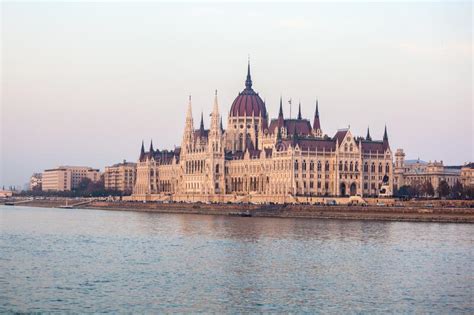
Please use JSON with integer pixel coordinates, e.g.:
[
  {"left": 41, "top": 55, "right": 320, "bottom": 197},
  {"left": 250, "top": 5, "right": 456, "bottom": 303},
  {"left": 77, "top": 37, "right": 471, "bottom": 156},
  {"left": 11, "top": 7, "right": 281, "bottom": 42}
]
[
  {"left": 104, "top": 162, "right": 136, "bottom": 193},
  {"left": 42, "top": 166, "right": 100, "bottom": 191}
]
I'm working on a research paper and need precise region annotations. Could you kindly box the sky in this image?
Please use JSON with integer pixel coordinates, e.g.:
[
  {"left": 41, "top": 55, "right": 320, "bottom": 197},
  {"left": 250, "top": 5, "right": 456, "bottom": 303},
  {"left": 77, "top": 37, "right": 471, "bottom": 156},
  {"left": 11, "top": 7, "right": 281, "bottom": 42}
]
[{"left": 1, "top": 1, "right": 472, "bottom": 187}]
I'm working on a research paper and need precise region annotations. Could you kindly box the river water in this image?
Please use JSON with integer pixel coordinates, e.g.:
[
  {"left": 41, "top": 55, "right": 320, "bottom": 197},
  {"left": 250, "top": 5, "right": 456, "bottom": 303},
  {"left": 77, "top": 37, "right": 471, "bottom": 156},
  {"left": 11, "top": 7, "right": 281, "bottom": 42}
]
[{"left": 0, "top": 206, "right": 472, "bottom": 313}]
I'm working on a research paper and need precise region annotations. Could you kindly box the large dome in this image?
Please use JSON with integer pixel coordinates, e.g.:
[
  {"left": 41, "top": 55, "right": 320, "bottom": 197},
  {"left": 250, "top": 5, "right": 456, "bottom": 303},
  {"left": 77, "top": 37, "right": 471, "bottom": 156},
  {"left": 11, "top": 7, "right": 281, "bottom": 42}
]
[{"left": 229, "top": 63, "right": 267, "bottom": 118}]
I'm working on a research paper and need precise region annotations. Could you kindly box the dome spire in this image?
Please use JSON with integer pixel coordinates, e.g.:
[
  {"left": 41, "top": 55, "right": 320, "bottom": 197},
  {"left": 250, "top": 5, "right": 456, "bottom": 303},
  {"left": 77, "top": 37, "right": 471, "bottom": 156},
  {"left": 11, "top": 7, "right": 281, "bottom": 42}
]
[{"left": 245, "top": 57, "right": 252, "bottom": 90}]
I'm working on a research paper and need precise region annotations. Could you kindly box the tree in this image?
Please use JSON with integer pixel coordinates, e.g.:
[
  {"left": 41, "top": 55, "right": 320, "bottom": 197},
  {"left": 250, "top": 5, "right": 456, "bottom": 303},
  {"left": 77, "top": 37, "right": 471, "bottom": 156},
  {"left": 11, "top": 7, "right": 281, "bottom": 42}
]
[
  {"left": 436, "top": 180, "right": 450, "bottom": 198},
  {"left": 450, "top": 181, "right": 464, "bottom": 199},
  {"left": 421, "top": 181, "right": 435, "bottom": 197}
]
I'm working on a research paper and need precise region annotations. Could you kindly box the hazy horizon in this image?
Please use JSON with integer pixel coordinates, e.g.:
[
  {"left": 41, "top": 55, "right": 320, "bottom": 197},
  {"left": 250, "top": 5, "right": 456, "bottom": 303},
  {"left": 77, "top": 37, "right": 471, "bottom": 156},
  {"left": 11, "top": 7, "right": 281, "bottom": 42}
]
[{"left": 1, "top": 2, "right": 472, "bottom": 187}]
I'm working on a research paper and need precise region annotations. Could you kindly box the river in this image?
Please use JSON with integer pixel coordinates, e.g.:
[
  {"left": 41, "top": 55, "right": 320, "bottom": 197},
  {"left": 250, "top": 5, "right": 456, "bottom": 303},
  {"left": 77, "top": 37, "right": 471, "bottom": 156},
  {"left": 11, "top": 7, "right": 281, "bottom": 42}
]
[{"left": 1, "top": 206, "right": 472, "bottom": 313}]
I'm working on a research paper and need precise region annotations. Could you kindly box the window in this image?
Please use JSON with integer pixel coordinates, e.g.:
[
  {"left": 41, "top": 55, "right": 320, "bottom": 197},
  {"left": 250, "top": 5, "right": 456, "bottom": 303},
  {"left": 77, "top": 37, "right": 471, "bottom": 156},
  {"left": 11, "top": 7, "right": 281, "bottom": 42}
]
[
  {"left": 350, "top": 162, "right": 353, "bottom": 171},
  {"left": 385, "top": 163, "right": 390, "bottom": 174},
  {"left": 302, "top": 160, "right": 307, "bottom": 171},
  {"left": 339, "top": 161, "right": 343, "bottom": 171},
  {"left": 310, "top": 161, "right": 314, "bottom": 171},
  {"left": 378, "top": 163, "right": 383, "bottom": 173},
  {"left": 317, "top": 161, "right": 322, "bottom": 171},
  {"left": 325, "top": 161, "right": 330, "bottom": 171},
  {"left": 344, "top": 144, "right": 348, "bottom": 152},
  {"left": 344, "top": 161, "right": 348, "bottom": 171},
  {"left": 294, "top": 160, "right": 299, "bottom": 171},
  {"left": 350, "top": 144, "right": 353, "bottom": 152},
  {"left": 371, "top": 163, "right": 375, "bottom": 172}
]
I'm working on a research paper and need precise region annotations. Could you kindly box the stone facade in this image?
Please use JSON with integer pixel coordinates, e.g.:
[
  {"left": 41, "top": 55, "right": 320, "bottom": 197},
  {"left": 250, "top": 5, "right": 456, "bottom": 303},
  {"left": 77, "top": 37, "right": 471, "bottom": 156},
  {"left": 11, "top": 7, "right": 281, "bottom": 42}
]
[
  {"left": 104, "top": 160, "right": 137, "bottom": 194},
  {"left": 460, "top": 163, "right": 474, "bottom": 188},
  {"left": 42, "top": 166, "right": 100, "bottom": 192},
  {"left": 393, "top": 149, "right": 461, "bottom": 192},
  {"left": 132, "top": 64, "right": 393, "bottom": 203}
]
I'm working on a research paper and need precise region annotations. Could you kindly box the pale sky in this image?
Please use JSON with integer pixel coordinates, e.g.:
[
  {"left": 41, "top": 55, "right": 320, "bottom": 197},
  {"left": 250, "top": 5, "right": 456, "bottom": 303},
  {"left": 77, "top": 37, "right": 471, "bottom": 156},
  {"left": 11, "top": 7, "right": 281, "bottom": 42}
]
[{"left": 1, "top": 1, "right": 473, "bottom": 187}]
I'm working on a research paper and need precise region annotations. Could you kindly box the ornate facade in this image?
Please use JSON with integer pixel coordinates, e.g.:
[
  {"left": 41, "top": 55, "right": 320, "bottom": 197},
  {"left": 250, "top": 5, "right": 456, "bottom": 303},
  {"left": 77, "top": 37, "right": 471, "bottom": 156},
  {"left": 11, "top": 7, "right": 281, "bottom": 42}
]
[{"left": 132, "top": 63, "right": 393, "bottom": 203}]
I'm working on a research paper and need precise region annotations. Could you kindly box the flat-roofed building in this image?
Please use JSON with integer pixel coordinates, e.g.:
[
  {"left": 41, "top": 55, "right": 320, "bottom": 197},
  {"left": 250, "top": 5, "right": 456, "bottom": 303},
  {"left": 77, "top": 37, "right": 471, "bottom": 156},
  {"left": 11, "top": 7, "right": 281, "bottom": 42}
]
[
  {"left": 42, "top": 166, "right": 100, "bottom": 191},
  {"left": 104, "top": 160, "right": 136, "bottom": 194}
]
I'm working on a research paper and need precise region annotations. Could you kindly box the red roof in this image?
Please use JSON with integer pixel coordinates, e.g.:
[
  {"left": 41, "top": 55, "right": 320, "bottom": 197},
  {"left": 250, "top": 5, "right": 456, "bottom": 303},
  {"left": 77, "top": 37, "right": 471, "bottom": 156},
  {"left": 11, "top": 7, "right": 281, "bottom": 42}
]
[
  {"left": 230, "top": 90, "right": 266, "bottom": 117},
  {"left": 268, "top": 119, "right": 312, "bottom": 136}
]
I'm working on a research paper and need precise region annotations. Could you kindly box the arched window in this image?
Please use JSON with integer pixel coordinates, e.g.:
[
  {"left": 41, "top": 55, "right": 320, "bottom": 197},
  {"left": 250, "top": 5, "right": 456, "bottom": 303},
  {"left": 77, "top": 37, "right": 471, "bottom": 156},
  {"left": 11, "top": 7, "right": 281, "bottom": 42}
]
[
  {"left": 350, "top": 144, "right": 353, "bottom": 152},
  {"left": 350, "top": 161, "right": 353, "bottom": 171},
  {"left": 310, "top": 161, "right": 314, "bottom": 171},
  {"left": 317, "top": 161, "right": 322, "bottom": 171},
  {"left": 302, "top": 160, "right": 307, "bottom": 171},
  {"left": 378, "top": 163, "right": 383, "bottom": 173},
  {"left": 344, "top": 161, "right": 348, "bottom": 171},
  {"left": 339, "top": 161, "right": 343, "bottom": 171},
  {"left": 355, "top": 162, "right": 359, "bottom": 172},
  {"left": 364, "top": 162, "right": 368, "bottom": 172},
  {"left": 294, "top": 160, "right": 299, "bottom": 171},
  {"left": 344, "top": 144, "right": 348, "bottom": 152},
  {"left": 216, "top": 164, "right": 220, "bottom": 174},
  {"left": 385, "top": 163, "right": 390, "bottom": 174},
  {"left": 371, "top": 163, "right": 375, "bottom": 172},
  {"left": 325, "top": 161, "right": 330, "bottom": 171}
]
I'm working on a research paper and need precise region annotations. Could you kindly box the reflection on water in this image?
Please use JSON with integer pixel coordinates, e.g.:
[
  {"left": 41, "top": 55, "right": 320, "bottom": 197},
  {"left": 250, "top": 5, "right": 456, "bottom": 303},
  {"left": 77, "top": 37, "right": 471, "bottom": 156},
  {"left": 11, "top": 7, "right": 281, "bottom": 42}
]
[{"left": 1, "top": 206, "right": 473, "bottom": 313}]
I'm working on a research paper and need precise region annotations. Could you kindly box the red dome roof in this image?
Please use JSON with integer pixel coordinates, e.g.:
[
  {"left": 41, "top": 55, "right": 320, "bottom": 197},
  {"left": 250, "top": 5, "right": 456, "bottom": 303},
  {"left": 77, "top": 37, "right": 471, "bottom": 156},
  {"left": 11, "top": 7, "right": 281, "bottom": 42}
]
[{"left": 229, "top": 63, "right": 267, "bottom": 118}]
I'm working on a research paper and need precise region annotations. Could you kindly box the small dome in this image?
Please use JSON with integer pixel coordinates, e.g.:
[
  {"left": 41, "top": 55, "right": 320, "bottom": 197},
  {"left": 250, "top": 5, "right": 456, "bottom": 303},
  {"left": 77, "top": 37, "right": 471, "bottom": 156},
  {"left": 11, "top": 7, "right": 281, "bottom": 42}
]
[{"left": 229, "top": 63, "right": 267, "bottom": 118}]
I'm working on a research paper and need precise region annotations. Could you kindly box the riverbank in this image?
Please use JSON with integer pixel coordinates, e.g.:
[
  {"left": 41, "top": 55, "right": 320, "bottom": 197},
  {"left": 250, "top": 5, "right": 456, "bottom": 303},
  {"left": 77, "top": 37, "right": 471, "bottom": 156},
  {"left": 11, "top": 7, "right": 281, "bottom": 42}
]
[{"left": 3, "top": 198, "right": 474, "bottom": 223}]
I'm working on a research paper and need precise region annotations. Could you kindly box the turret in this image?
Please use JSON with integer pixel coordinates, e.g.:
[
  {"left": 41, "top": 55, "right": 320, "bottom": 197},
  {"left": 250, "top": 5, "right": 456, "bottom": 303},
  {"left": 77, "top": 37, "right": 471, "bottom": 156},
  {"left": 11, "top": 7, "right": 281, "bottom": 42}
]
[
  {"left": 139, "top": 140, "right": 145, "bottom": 160},
  {"left": 277, "top": 96, "right": 284, "bottom": 128},
  {"left": 182, "top": 95, "right": 194, "bottom": 152},
  {"left": 366, "top": 126, "right": 372, "bottom": 141},
  {"left": 149, "top": 140, "right": 154, "bottom": 153},
  {"left": 313, "top": 100, "right": 322, "bottom": 137}
]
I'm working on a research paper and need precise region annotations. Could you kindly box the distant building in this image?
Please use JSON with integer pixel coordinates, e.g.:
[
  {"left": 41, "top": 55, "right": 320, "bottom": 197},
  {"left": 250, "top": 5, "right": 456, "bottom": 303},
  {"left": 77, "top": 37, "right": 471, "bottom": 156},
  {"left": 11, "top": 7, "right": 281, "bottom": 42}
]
[
  {"left": 42, "top": 166, "right": 100, "bottom": 191},
  {"left": 104, "top": 160, "right": 136, "bottom": 194},
  {"left": 0, "top": 190, "right": 13, "bottom": 198},
  {"left": 394, "top": 149, "right": 461, "bottom": 193},
  {"left": 29, "top": 173, "right": 43, "bottom": 191},
  {"left": 460, "top": 163, "right": 474, "bottom": 188}
]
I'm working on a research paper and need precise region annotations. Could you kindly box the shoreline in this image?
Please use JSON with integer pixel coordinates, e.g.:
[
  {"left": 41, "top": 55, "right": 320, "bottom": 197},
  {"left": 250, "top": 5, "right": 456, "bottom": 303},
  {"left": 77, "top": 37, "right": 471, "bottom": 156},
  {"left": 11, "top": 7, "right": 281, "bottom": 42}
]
[{"left": 3, "top": 199, "right": 474, "bottom": 224}]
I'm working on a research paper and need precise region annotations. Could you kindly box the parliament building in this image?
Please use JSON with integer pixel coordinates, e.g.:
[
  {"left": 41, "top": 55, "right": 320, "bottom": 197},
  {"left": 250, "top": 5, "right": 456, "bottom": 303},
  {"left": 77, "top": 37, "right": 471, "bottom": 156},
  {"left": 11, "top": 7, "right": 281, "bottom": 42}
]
[{"left": 131, "top": 63, "right": 393, "bottom": 203}]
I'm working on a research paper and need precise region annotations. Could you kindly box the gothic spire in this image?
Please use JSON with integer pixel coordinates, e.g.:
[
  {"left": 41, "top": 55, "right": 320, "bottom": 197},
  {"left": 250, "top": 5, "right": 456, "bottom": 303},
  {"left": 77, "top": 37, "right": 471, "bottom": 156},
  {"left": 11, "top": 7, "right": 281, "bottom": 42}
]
[
  {"left": 366, "top": 126, "right": 372, "bottom": 141},
  {"left": 200, "top": 112, "right": 204, "bottom": 131},
  {"left": 220, "top": 117, "right": 224, "bottom": 132},
  {"left": 245, "top": 58, "right": 252, "bottom": 90},
  {"left": 140, "top": 140, "right": 145, "bottom": 159},
  {"left": 278, "top": 96, "right": 284, "bottom": 128},
  {"left": 297, "top": 101, "right": 302, "bottom": 120},
  {"left": 383, "top": 125, "right": 388, "bottom": 141},
  {"left": 149, "top": 139, "right": 154, "bottom": 153},
  {"left": 313, "top": 99, "right": 321, "bottom": 131}
]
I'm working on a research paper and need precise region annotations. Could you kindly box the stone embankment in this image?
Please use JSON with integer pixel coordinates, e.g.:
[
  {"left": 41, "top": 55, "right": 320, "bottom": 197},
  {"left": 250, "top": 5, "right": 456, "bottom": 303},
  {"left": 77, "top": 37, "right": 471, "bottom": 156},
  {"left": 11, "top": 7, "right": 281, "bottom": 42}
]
[{"left": 3, "top": 198, "right": 473, "bottom": 223}]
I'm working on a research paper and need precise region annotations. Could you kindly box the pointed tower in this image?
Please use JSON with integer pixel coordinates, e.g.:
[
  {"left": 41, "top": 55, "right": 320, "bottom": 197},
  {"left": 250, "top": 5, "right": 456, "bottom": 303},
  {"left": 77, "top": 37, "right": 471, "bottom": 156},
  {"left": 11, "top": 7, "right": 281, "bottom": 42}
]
[
  {"left": 209, "top": 90, "right": 222, "bottom": 152},
  {"left": 149, "top": 139, "right": 154, "bottom": 152},
  {"left": 366, "top": 126, "right": 372, "bottom": 141},
  {"left": 313, "top": 100, "right": 322, "bottom": 137},
  {"left": 220, "top": 117, "right": 224, "bottom": 133},
  {"left": 278, "top": 96, "right": 284, "bottom": 128},
  {"left": 199, "top": 112, "right": 205, "bottom": 132},
  {"left": 297, "top": 102, "right": 302, "bottom": 120},
  {"left": 182, "top": 95, "right": 194, "bottom": 153},
  {"left": 383, "top": 125, "right": 390, "bottom": 150},
  {"left": 245, "top": 59, "right": 252, "bottom": 90},
  {"left": 139, "top": 140, "right": 145, "bottom": 161}
]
